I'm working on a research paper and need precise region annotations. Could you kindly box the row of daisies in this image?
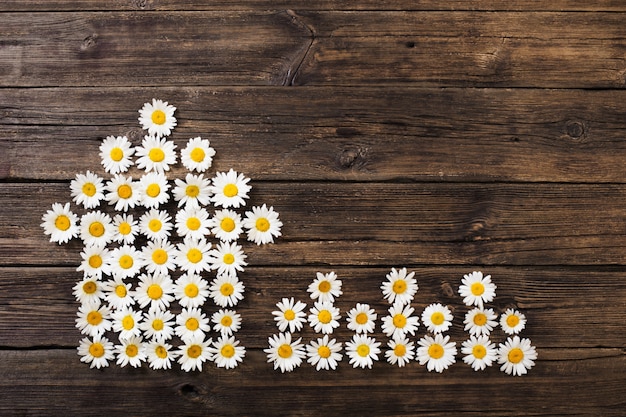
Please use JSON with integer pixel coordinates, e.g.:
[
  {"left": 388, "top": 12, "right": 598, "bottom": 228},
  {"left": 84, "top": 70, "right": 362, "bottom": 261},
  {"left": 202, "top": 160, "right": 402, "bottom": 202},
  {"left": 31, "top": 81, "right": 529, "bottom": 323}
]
[{"left": 265, "top": 270, "right": 537, "bottom": 376}]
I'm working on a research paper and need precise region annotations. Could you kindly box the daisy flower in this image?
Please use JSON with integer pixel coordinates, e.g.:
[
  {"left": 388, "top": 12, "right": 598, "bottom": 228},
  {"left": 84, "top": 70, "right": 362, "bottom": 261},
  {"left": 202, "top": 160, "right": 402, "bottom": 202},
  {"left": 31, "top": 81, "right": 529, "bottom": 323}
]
[
  {"left": 181, "top": 136, "right": 216, "bottom": 173},
  {"left": 264, "top": 332, "right": 305, "bottom": 373},
  {"left": 177, "top": 335, "right": 213, "bottom": 372},
  {"left": 175, "top": 206, "right": 211, "bottom": 240},
  {"left": 102, "top": 276, "right": 136, "bottom": 310},
  {"left": 135, "top": 272, "right": 175, "bottom": 311},
  {"left": 307, "top": 271, "right": 342, "bottom": 304},
  {"left": 146, "top": 340, "right": 178, "bottom": 370},
  {"left": 464, "top": 307, "right": 498, "bottom": 337},
  {"left": 500, "top": 308, "right": 527, "bottom": 335},
  {"left": 209, "top": 274, "right": 245, "bottom": 308},
  {"left": 99, "top": 135, "right": 134, "bottom": 174},
  {"left": 345, "top": 334, "right": 381, "bottom": 369},
  {"left": 41, "top": 202, "right": 79, "bottom": 244},
  {"left": 77, "top": 334, "right": 114, "bottom": 369},
  {"left": 105, "top": 174, "right": 141, "bottom": 212},
  {"left": 140, "top": 239, "right": 177, "bottom": 275},
  {"left": 458, "top": 271, "right": 497, "bottom": 309},
  {"left": 209, "top": 335, "right": 246, "bottom": 369},
  {"left": 112, "top": 213, "right": 139, "bottom": 245},
  {"left": 111, "top": 308, "right": 143, "bottom": 339},
  {"left": 135, "top": 135, "right": 177, "bottom": 174},
  {"left": 208, "top": 241, "right": 247, "bottom": 277},
  {"left": 461, "top": 335, "right": 497, "bottom": 371},
  {"left": 272, "top": 297, "right": 307, "bottom": 333},
  {"left": 211, "top": 309, "right": 242, "bottom": 336},
  {"left": 139, "top": 308, "right": 175, "bottom": 342},
  {"left": 70, "top": 170, "right": 105, "bottom": 209},
  {"left": 115, "top": 335, "right": 146, "bottom": 368},
  {"left": 174, "top": 237, "right": 212, "bottom": 274},
  {"left": 417, "top": 334, "right": 457, "bottom": 373},
  {"left": 381, "top": 303, "right": 419, "bottom": 339},
  {"left": 108, "top": 244, "right": 144, "bottom": 279},
  {"left": 175, "top": 307, "right": 211, "bottom": 342},
  {"left": 79, "top": 211, "right": 114, "bottom": 247},
  {"left": 209, "top": 209, "right": 243, "bottom": 242},
  {"left": 77, "top": 245, "right": 111, "bottom": 279},
  {"left": 346, "top": 303, "right": 377, "bottom": 334},
  {"left": 308, "top": 301, "right": 341, "bottom": 334},
  {"left": 138, "top": 98, "right": 177, "bottom": 138},
  {"left": 139, "top": 208, "right": 173, "bottom": 241},
  {"left": 381, "top": 267, "right": 418, "bottom": 306},
  {"left": 421, "top": 303, "right": 453, "bottom": 334},
  {"left": 174, "top": 273, "right": 210, "bottom": 308},
  {"left": 385, "top": 335, "right": 416, "bottom": 367},
  {"left": 73, "top": 276, "right": 105, "bottom": 305},
  {"left": 497, "top": 336, "right": 537, "bottom": 376},
  {"left": 306, "top": 335, "right": 343, "bottom": 371},
  {"left": 138, "top": 172, "right": 171, "bottom": 209},
  {"left": 243, "top": 204, "right": 283, "bottom": 245},
  {"left": 75, "top": 301, "right": 112, "bottom": 337},
  {"left": 209, "top": 169, "right": 251, "bottom": 209},
  {"left": 173, "top": 173, "right": 211, "bottom": 209}
]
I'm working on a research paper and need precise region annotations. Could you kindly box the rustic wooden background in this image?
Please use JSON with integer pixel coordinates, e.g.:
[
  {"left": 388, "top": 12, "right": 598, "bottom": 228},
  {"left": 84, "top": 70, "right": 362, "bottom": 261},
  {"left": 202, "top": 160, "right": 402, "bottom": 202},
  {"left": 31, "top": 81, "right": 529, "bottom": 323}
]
[{"left": 1, "top": 1, "right": 626, "bottom": 416}]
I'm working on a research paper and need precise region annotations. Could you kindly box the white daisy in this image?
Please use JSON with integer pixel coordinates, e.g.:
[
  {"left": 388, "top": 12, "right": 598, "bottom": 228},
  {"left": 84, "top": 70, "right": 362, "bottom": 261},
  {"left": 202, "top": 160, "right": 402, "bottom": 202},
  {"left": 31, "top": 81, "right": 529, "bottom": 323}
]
[
  {"left": 76, "top": 245, "right": 111, "bottom": 279},
  {"left": 99, "top": 135, "right": 134, "bottom": 174},
  {"left": 79, "top": 211, "right": 114, "bottom": 247},
  {"left": 173, "top": 173, "right": 212, "bottom": 208},
  {"left": 211, "top": 309, "right": 242, "bottom": 336},
  {"left": 138, "top": 98, "right": 177, "bottom": 138},
  {"left": 175, "top": 206, "right": 211, "bottom": 240},
  {"left": 70, "top": 170, "right": 105, "bottom": 209},
  {"left": 108, "top": 244, "right": 144, "bottom": 279},
  {"left": 104, "top": 174, "right": 141, "bottom": 212},
  {"left": 175, "top": 307, "right": 211, "bottom": 342},
  {"left": 421, "top": 303, "right": 453, "bottom": 334},
  {"left": 102, "top": 276, "right": 136, "bottom": 310},
  {"left": 135, "top": 272, "right": 175, "bottom": 311},
  {"left": 385, "top": 335, "right": 415, "bottom": 367},
  {"left": 41, "top": 202, "right": 79, "bottom": 244},
  {"left": 111, "top": 308, "right": 143, "bottom": 340},
  {"left": 181, "top": 136, "right": 216, "bottom": 173},
  {"left": 73, "top": 276, "right": 105, "bottom": 305},
  {"left": 208, "top": 335, "right": 246, "bottom": 369},
  {"left": 75, "top": 301, "right": 112, "bottom": 337},
  {"left": 500, "top": 308, "right": 527, "bottom": 335},
  {"left": 208, "top": 241, "right": 247, "bottom": 277},
  {"left": 112, "top": 213, "right": 139, "bottom": 245},
  {"left": 139, "top": 308, "right": 175, "bottom": 342},
  {"left": 209, "top": 209, "right": 243, "bottom": 242},
  {"left": 209, "top": 274, "right": 245, "bottom": 308},
  {"left": 139, "top": 208, "right": 173, "bottom": 241},
  {"left": 209, "top": 169, "right": 251, "bottom": 209},
  {"left": 115, "top": 335, "right": 146, "bottom": 368},
  {"left": 177, "top": 335, "right": 213, "bottom": 372},
  {"left": 306, "top": 334, "right": 343, "bottom": 371},
  {"left": 346, "top": 303, "right": 377, "bottom": 334},
  {"left": 77, "top": 335, "right": 114, "bottom": 369},
  {"left": 146, "top": 340, "right": 178, "bottom": 370},
  {"left": 264, "top": 332, "right": 305, "bottom": 373},
  {"left": 243, "top": 204, "right": 283, "bottom": 245},
  {"left": 458, "top": 271, "right": 497, "bottom": 309},
  {"left": 140, "top": 239, "right": 177, "bottom": 275},
  {"left": 174, "top": 237, "right": 212, "bottom": 274},
  {"left": 464, "top": 307, "right": 498, "bottom": 337},
  {"left": 174, "top": 273, "right": 210, "bottom": 308},
  {"left": 307, "top": 271, "right": 342, "bottom": 304},
  {"left": 497, "top": 336, "right": 537, "bottom": 376},
  {"left": 417, "top": 334, "right": 457, "bottom": 373},
  {"left": 345, "top": 334, "right": 381, "bottom": 369},
  {"left": 461, "top": 335, "right": 497, "bottom": 371},
  {"left": 272, "top": 297, "right": 307, "bottom": 333},
  {"left": 381, "top": 303, "right": 420, "bottom": 339},
  {"left": 308, "top": 301, "right": 341, "bottom": 334},
  {"left": 138, "top": 171, "right": 171, "bottom": 209},
  {"left": 135, "top": 135, "right": 177, "bottom": 174},
  {"left": 380, "top": 267, "right": 418, "bottom": 306}
]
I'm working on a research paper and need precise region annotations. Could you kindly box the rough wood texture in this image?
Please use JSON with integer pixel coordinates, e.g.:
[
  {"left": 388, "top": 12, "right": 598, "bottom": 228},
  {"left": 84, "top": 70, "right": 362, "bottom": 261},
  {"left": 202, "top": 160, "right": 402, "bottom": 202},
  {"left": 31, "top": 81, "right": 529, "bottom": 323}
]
[{"left": 1, "top": 1, "right": 625, "bottom": 416}]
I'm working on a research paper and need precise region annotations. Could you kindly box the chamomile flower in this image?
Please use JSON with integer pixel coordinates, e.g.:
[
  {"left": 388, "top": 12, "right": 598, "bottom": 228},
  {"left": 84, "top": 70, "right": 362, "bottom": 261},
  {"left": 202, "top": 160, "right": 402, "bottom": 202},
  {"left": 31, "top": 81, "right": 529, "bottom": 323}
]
[
  {"left": 75, "top": 301, "right": 112, "bottom": 337},
  {"left": 146, "top": 340, "right": 178, "bottom": 370},
  {"left": 175, "top": 307, "right": 211, "bottom": 342},
  {"left": 459, "top": 271, "right": 497, "bottom": 309},
  {"left": 308, "top": 301, "right": 341, "bottom": 334},
  {"left": 272, "top": 297, "right": 307, "bottom": 333},
  {"left": 140, "top": 239, "right": 177, "bottom": 275},
  {"left": 499, "top": 308, "right": 527, "bottom": 335},
  {"left": 135, "top": 135, "right": 177, "bottom": 174},
  {"left": 181, "top": 137, "right": 216, "bottom": 173},
  {"left": 177, "top": 335, "right": 213, "bottom": 372},
  {"left": 73, "top": 276, "right": 105, "bottom": 305},
  {"left": 264, "top": 332, "right": 305, "bottom": 373},
  {"left": 209, "top": 274, "right": 245, "bottom": 307},
  {"left": 99, "top": 135, "right": 134, "bottom": 174},
  {"left": 108, "top": 244, "right": 144, "bottom": 279},
  {"left": 346, "top": 303, "right": 377, "bottom": 334},
  {"left": 102, "top": 276, "right": 135, "bottom": 310},
  {"left": 306, "top": 335, "right": 343, "bottom": 371},
  {"left": 209, "top": 335, "right": 246, "bottom": 369},
  {"left": 79, "top": 211, "right": 114, "bottom": 247},
  {"left": 464, "top": 307, "right": 498, "bottom": 337},
  {"left": 385, "top": 335, "right": 415, "bottom": 367},
  {"left": 174, "top": 273, "right": 210, "bottom": 308},
  {"left": 112, "top": 213, "right": 139, "bottom": 245},
  {"left": 243, "top": 204, "right": 283, "bottom": 245},
  {"left": 173, "top": 173, "right": 211, "bottom": 209},
  {"left": 138, "top": 98, "right": 177, "bottom": 138},
  {"left": 381, "top": 267, "right": 418, "bottom": 306},
  {"left": 78, "top": 334, "right": 114, "bottom": 369},
  {"left": 345, "top": 334, "right": 381, "bottom": 369},
  {"left": 211, "top": 309, "right": 242, "bottom": 336},
  {"left": 105, "top": 174, "right": 141, "bottom": 212},
  {"left": 138, "top": 171, "right": 171, "bottom": 209},
  {"left": 381, "top": 303, "right": 420, "bottom": 339},
  {"left": 497, "top": 336, "right": 537, "bottom": 376},
  {"left": 208, "top": 241, "right": 247, "bottom": 277},
  {"left": 174, "top": 237, "right": 212, "bottom": 274},
  {"left": 139, "top": 208, "right": 173, "bottom": 241},
  {"left": 115, "top": 335, "right": 146, "bottom": 368},
  {"left": 111, "top": 308, "right": 143, "bottom": 339},
  {"left": 307, "top": 271, "right": 342, "bottom": 304},
  {"left": 209, "top": 209, "right": 243, "bottom": 242},
  {"left": 421, "top": 303, "right": 453, "bottom": 334},
  {"left": 175, "top": 206, "right": 211, "bottom": 240},
  {"left": 70, "top": 171, "right": 105, "bottom": 209},
  {"left": 139, "top": 308, "right": 175, "bottom": 342},
  {"left": 461, "top": 335, "right": 497, "bottom": 371},
  {"left": 41, "top": 202, "right": 79, "bottom": 244},
  {"left": 417, "top": 334, "right": 457, "bottom": 373},
  {"left": 76, "top": 245, "right": 111, "bottom": 279},
  {"left": 135, "top": 272, "right": 175, "bottom": 311},
  {"left": 209, "top": 169, "right": 251, "bottom": 209}
]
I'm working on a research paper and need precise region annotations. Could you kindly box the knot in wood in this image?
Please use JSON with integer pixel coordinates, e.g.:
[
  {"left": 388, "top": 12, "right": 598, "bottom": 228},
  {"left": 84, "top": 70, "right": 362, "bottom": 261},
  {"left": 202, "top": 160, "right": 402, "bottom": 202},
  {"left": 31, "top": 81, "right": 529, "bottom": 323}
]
[
  {"left": 80, "top": 34, "right": 98, "bottom": 51},
  {"left": 565, "top": 120, "right": 585, "bottom": 139},
  {"left": 339, "top": 149, "right": 359, "bottom": 168}
]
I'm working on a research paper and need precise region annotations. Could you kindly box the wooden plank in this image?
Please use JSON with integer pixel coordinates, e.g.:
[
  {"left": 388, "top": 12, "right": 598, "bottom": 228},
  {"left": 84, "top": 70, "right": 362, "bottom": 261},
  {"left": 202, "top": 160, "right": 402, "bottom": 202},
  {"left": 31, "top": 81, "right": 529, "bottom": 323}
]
[{"left": 2, "top": 87, "right": 626, "bottom": 182}]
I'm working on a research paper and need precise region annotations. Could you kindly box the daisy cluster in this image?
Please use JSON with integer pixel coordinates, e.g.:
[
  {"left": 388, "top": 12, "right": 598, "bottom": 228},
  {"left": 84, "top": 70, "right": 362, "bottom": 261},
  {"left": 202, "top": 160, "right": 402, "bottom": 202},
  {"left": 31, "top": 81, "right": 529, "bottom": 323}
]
[{"left": 41, "top": 99, "right": 282, "bottom": 371}]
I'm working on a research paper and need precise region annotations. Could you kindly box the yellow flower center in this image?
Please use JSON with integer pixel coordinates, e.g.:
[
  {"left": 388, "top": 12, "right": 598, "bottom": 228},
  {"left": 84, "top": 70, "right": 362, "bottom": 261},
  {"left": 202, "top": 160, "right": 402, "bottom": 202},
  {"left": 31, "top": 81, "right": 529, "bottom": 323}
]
[
  {"left": 472, "top": 344, "right": 487, "bottom": 359},
  {"left": 115, "top": 284, "right": 127, "bottom": 298},
  {"left": 318, "top": 310, "right": 332, "bottom": 324},
  {"left": 147, "top": 284, "right": 163, "bottom": 300},
  {"left": 118, "top": 222, "right": 131, "bottom": 235},
  {"left": 471, "top": 282, "right": 485, "bottom": 296},
  {"left": 220, "top": 315, "right": 233, "bottom": 327},
  {"left": 278, "top": 344, "right": 292, "bottom": 359},
  {"left": 428, "top": 343, "right": 444, "bottom": 359},
  {"left": 122, "top": 315, "right": 134, "bottom": 330},
  {"left": 220, "top": 217, "right": 235, "bottom": 232},
  {"left": 284, "top": 309, "right": 296, "bottom": 321},
  {"left": 89, "top": 342, "right": 104, "bottom": 358},
  {"left": 506, "top": 314, "right": 520, "bottom": 328},
  {"left": 89, "top": 221, "right": 104, "bottom": 237},
  {"left": 125, "top": 344, "right": 138, "bottom": 357},
  {"left": 221, "top": 344, "right": 235, "bottom": 358},
  {"left": 187, "top": 344, "right": 202, "bottom": 359},
  {"left": 110, "top": 147, "right": 124, "bottom": 162},
  {"left": 223, "top": 183, "right": 238, "bottom": 198},
  {"left": 357, "top": 344, "right": 370, "bottom": 357},
  {"left": 220, "top": 283, "right": 234, "bottom": 296},
  {"left": 55, "top": 214, "right": 71, "bottom": 231},
  {"left": 151, "top": 248, "right": 168, "bottom": 265},
  {"left": 184, "top": 283, "right": 199, "bottom": 298},
  {"left": 151, "top": 109, "right": 166, "bottom": 125},
  {"left": 393, "top": 313, "right": 407, "bottom": 328},
  {"left": 187, "top": 248, "right": 202, "bottom": 263},
  {"left": 255, "top": 217, "right": 270, "bottom": 232},
  {"left": 431, "top": 312, "right": 445, "bottom": 326},
  {"left": 318, "top": 280, "right": 331, "bottom": 293},
  {"left": 119, "top": 254, "right": 134, "bottom": 269},
  {"left": 393, "top": 279, "right": 407, "bottom": 294},
  {"left": 83, "top": 281, "right": 97, "bottom": 294},
  {"left": 148, "top": 219, "right": 162, "bottom": 232},
  {"left": 473, "top": 313, "right": 487, "bottom": 326},
  {"left": 149, "top": 148, "right": 165, "bottom": 162},
  {"left": 190, "top": 147, "right": 205, "bottom": 163},
  {"left": 223, "top": 253, "right": 235, "bottom": 265},
  {"left": 394, "top": 344, "right": 407, "bottom": 357},
  {"left": 117, "top": 184, "right": 132, "bottom": 199},
  {"left": 152, "top": 319, "right": 164, "bottom": 331},
  {"left": 155, "top": 345, "right": 168, "bottom": 359},
  {"left": 355, "top": 312, "right": 369, "bottom": 325},
  {"left": 186, "top": 185, "right": 199, "bottom": 198},
  {"left": 186, "top": 217, "right": 201, "bottom": 231},
  {"left": 318, "top": 346, "right": 331, "bottom": 359},
  {"left": 508, "top": 347, "right": 524, "bottom": 364},
  {"left": 88, "top": 255, "right": 102, "bottom": 268},
  {"left": 87, "top": 310, "right": 102, "bottom": 326},
  {"left": 146, "top": 183, "right": 160, "bottom": 198},
  {"left": 82, "top": 182, "right": 96, "bottom": 197},
  {"left": 186, "top": 317, "right": 199, "bottom": 331}
]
